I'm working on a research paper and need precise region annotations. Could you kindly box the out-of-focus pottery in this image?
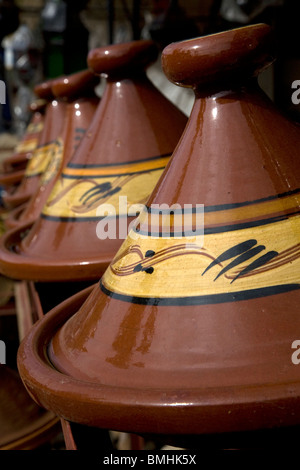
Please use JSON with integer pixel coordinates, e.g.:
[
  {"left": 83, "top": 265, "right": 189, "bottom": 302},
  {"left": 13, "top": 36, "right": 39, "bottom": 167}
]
[
  {"left": 1, "top": 100, "right": 46, "bottom": 175},
  {"left": 3, "top": 69, "right": 99, "bottom": 232},
  {"left": 0, "top": 85, "right": 50, "bottom": 190},
  {"left": 1, "top": 80, "right": 60, "bottom": 210},
  {"left": 0, "top": 363, "right": 60, "bottom": 449}
]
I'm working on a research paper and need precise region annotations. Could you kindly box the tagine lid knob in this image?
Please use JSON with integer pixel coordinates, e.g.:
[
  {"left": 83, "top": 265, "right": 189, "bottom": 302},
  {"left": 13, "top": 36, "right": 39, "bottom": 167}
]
[
  {"left": 34, "top": 79, "right": 55, "bottom": 101},
  {"left": 51, "top": 69, "right": 99, "bottom": 99},
  {"left": 87, "top": 39, "right": 158, "bottom": 77},
  {"left": 161, "top": 23, "right": 276, "bottom": 89},
  {"left": 29, "top": 99, "right": 47, "bottom": 113}
]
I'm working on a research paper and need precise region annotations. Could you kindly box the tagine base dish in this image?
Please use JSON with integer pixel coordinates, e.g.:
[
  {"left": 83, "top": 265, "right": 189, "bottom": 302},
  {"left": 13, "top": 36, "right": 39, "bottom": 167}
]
[
  {"left": 1, "top": 411, "right": 60, "bottom": 451},
  {"left": 0, "top": 222, "right": 112, "bottom": 282}
]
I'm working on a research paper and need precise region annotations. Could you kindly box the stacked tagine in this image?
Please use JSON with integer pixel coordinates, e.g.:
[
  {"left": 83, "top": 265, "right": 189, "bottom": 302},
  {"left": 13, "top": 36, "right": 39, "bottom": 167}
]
[
  {"left": 0, "top": 40, "right": 187, "bottom": 284},
  {"left": 4, "top": 69, "right": 99, "bottom": 230}
]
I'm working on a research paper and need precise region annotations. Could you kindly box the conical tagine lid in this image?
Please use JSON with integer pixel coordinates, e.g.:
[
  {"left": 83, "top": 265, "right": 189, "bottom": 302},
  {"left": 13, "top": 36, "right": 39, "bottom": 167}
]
[
  {"left": 0, "top": 105, "right": 44, "bottom": 193},
  {"left": 3, "top": 69, "right": 99, "bottom": 232},
  {"left": 0, "top": 40, "right": 187, "bottom": 282},
  {"left": 1, "top": 79, "right": 60, "bottom": 209},
  {"left": 3, "top": 78, "right": 54, "bottom": 171},
  {"left": 0, "top": 86, "right": 49, "bottom": 189},
  {"left": 1, "top": 100, "right": 46, "bottom": 174},
  {"left": 18, "top": 24, "right": 300, "bottom": 442}
]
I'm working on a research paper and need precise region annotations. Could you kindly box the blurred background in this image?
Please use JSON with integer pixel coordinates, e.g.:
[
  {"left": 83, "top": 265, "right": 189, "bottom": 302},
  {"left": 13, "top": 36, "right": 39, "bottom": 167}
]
[{"left": 0, "top": 0, "right": 299, "bottom": 152}]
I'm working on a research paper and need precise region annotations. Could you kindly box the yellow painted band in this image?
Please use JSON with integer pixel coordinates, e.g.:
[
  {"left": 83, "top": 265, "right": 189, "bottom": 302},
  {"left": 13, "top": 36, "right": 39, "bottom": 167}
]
[
  {"left": 63, "top": 156, "right": 170, "bottom": 177},
  {"left": 103, "top": 214, "right": 300, "bottom": 300}
]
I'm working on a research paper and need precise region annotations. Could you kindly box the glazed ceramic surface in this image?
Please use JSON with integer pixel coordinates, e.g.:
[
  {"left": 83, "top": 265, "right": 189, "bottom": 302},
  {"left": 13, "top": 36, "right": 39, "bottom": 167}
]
[
  {"left": 0, "top": 114, "right": 44, "bottom": 189},
  {"left": 1, "top": 105, "right": 45, "bottom": 174},
  {"left": 2, "top": 77, "right": 55, "bottom": 171},
  {"left": 0, "top": 366, "right": 59, "bottom": 450},
  {"left": 1, "top": 82, "right": 60, "bottom": 209},
  {"left": 0, "top": 40, "right": 187, "bottom": 282},
  {"left": 18, "top": 25, "right": 300, "bottom": 440},
  {"left": 0, "top": 167, "right": 25, "bottom": 188},
  {"left": 0, "top": 88, "right": 49, "bottom": 189},
  {"left": 5, "top": 70, "right": 99, "bottom": 231}
]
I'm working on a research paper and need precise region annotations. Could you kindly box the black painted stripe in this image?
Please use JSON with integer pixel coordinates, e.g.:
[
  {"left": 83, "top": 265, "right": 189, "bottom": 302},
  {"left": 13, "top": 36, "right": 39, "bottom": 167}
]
[
  {"left": 203, "top": 239, "right": 258, "bottom": 275},
  {"left": 67, "top": 153, "right": 172, "bottom": 169},
  {"left": 99, "top": 280, "right": 300, "bottom": 306},
  {"left": 60, "top": 166, "right": 166, "bottom": 179},
  {"left": 34, "top": 139, "right": 59, "bottom": 150},
  {"left": 231, "top": 250, "right": 279, "bottom": 283},
  {"left": 133, "top": 212, "right": 300, "bottom": 236},
  {"left": 145, "top": 188, "right": 300, "bottom": 214},
  {"left": 40, "top": 210, "right": 300, "bottom": 231},
  {"left": 40, "top": 213, "right": 132, "bottom": 222},
  {"left": 25, "top": 172, "right": 43, "bottom": 178}
]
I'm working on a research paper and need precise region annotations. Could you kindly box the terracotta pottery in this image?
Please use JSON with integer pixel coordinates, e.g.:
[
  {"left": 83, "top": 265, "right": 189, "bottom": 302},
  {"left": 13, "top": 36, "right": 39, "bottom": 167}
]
[
  {"left": 3, "top": 70, "right": 99, "bottom": 231},
  {"left": 0, "top": 77, "right": 54, "bottom": 174},
  {"left": 0, "top": 366, "right": 60, "bottom": 450},
  {"left": 1, "top": 81, "right": 58, "bottom": 209},
  {"left": 17, "top": 24, "right": 300, "bottom": 446},
  {"left": 1, "top": 72, "right": 98, "bottom": 211},
  {"left": 1, "top": 100, "right": 46, "bottom": 174},
  {"left": 0, "top": 95, "right": 49, "bottom": 231},
  {"left": 0, "top": 81, "right": 54, "bottom": 195},
  {"left": 0, "top": 101, "right": 47, "bottom": 194},
  {"left": 0, "top": 40, "right": 187, "bottom": 282},
  {"left": 0, "top": 166, "right": 25, "bottom": 188},
  {"left": 0, "top": 110, "right": 44, "bottom": 189}
]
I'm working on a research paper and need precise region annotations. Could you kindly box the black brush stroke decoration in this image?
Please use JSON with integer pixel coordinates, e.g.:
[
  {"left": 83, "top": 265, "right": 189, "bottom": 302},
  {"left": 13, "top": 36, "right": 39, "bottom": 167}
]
[{"left": 202, "top": 239, "right": 258, "bottom": 275}]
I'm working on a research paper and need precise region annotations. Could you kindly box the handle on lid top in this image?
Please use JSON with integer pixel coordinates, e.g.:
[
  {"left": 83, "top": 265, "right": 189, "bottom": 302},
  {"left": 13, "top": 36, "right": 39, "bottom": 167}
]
[
  {"left": 51, "top": 69, "right": 99, "bottom": 100},
  {"left": 161, "top": 24, "right": 276, "bottom": 90},
  {"left": 34, "top": 79, "right": 55, "bottom": 101},
  {"left": 87, "top": 40, "right": 158, "bottom": 78}
]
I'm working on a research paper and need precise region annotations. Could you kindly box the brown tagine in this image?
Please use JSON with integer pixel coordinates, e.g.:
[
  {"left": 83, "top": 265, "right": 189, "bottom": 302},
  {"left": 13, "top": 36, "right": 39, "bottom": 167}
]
[
  {"left": 0, "top": 40, "right": 187, "bottom": 282},
  {"left": 0, "top": 100, "right": 46, "bottom": 186},
  {"left": 4, "top": 69, "right": 99, "bottom": 231},
  {"left": 1, "top": 98, "right": 47, "bottom": 173},
  {"left": 1, "top": 79, "right": 59, "bottom": 209},
  {"left": 0, "top": 85, "right": 50, "bottom": 191},
  {"left": 0, "top": 366, "right": 60, "bottom": 450},
  {"left": 17, "top": 24, "right": 300, "bottom": 446},
  {"left": 1, "top": 78, "right": 54, "bottom": 173}
]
